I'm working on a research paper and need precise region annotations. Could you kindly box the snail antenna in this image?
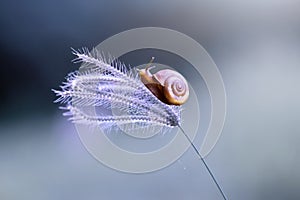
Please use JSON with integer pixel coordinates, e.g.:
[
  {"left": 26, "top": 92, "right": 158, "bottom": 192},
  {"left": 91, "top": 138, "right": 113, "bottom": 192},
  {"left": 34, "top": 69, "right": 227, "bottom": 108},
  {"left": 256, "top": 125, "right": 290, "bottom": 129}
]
[
  {"left": 178, "top": 125, "right": 227, "bottom": 200},
  {"left": 145, "top": 57, "right": 155, "bottom": 70}
]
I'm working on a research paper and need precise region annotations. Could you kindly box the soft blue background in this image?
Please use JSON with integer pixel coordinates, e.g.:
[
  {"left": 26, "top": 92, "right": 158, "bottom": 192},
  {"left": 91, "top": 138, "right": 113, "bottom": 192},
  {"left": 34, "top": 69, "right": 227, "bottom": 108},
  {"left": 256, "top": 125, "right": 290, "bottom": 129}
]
[{"left": 0, "top": 0, "right": 299, "bottom": 199}]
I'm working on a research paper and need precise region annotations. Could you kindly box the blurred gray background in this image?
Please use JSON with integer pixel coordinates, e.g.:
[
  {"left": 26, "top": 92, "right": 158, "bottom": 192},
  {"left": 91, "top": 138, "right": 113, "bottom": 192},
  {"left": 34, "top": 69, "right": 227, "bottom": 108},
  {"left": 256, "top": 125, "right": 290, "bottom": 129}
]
[{"left": 0, "top": 0, "right": 300, "bottom": 199}]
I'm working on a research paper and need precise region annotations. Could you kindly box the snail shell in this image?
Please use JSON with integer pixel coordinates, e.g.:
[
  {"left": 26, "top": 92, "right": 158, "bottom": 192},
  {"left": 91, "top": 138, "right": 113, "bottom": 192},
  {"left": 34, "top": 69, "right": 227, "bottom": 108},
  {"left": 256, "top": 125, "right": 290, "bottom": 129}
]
[{"left": 139, "top": 66, "right": 189, "bottom": 105}]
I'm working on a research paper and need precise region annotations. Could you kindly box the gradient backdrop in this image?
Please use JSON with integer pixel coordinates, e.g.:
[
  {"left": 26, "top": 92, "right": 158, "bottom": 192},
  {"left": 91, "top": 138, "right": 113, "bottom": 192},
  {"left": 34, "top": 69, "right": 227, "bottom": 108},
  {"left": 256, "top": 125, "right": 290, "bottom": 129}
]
[{"left": 0, "top": 0, "right": 300, "bottom": 200}]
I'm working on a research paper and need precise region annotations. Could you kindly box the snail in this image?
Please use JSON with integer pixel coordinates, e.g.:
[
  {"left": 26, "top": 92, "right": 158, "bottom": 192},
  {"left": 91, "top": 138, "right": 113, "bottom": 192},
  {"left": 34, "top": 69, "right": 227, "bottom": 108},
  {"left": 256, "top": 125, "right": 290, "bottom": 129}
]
[{"left": 138, "top": 62, "right": 189, "bottom": 106}]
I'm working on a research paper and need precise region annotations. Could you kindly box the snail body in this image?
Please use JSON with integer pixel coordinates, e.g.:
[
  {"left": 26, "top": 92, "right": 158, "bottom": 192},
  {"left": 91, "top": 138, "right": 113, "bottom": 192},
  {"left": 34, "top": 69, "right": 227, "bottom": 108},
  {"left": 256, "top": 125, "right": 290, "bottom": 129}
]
[{"left": 139, "top": 66, "right": 189, "bottom": 105}]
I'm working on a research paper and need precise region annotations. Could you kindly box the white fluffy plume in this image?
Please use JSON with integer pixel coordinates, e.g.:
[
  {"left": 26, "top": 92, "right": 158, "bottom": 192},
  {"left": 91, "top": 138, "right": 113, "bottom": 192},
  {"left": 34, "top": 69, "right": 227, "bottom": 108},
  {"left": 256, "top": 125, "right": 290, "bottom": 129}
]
[{"left": 53, "top": 48, "right": 182, "bottom": 129}]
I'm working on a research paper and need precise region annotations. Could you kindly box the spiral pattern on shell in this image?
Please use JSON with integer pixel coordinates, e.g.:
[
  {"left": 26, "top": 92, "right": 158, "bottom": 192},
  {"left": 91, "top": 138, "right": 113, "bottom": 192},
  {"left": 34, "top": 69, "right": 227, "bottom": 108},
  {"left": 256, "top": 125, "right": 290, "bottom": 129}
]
[{"left": 153, "top": 69, "right": 189, "bottom": 105}]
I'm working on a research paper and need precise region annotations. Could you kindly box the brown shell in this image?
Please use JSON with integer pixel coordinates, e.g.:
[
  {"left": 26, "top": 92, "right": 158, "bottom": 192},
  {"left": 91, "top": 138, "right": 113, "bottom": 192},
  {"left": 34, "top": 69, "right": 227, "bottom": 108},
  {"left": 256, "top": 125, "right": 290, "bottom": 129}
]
[
  {"left": 153, "top": 69, "right": 189, "bottom": 105},
  {"left": 139, "top": 67, "right": 189, "bottom": 105},
  {"left": 163, "top": 76, "right": 189, "bottom": 105}
]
